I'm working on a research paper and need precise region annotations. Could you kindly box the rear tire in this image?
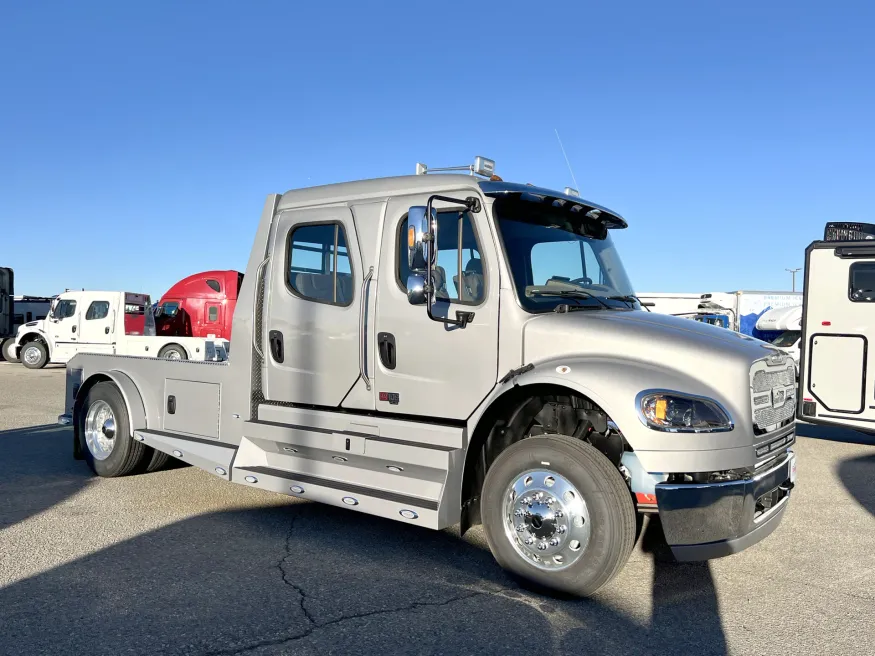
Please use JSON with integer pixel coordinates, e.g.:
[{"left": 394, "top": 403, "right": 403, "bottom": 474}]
[
  {"left": 145, "top": 449, "right": 171, "bottom": 473},
  {"left": 1, "top": 338, "right": 19, "bottom": 363},
  {"left": 481, "top": 435, "right": 636, "bottom": 598},
  {"left": 158, "top": 343, "right": 187, "bottom": 360},
  {"left": 20, "top": 341, "right": 48, "bottom": 369},
  {"left": 78, "top": 382, "right": 148, "bottom": 477}
]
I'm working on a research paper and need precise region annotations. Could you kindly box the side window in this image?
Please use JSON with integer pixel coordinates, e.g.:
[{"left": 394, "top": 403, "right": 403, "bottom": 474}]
[
  {"left": 86, "top": 301, "right": 110, "bottom": 320},
  {"left": 397, "top": 211, "right": 485, "bottom": 304},
  {"left": 206, "top": 279, "right": 221, "bottom": 293},
  {"left": 208, "top": 306, "right": 218, "bottom": 322},
  {"left": 849, "top": 262, "right": 875, "bottom": 302},
  {"left": 287, "top": 223, "right": 353, "bottom": 306},
  {"left": 55, "top": 300, "right": 77, "bottom": 319}
]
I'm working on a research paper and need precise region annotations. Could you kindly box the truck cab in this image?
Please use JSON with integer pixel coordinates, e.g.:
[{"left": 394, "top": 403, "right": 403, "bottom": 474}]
[
  {"left": 0, "top": 267, "right": 13, "bottom": 346},
  {"left": 60, "top": 158, "right": 797, "bottom": 597},
  {"left": 799, "top": 222, "right": 875, "bottom": 431},
  {"left": 154, "top": 270, "right": 242, "bottom": 340}
]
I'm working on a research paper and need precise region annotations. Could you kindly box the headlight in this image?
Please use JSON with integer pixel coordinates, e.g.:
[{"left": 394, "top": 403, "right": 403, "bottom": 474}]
[{"left": 637, "top": 391, "right": 733, "bottom": 433}]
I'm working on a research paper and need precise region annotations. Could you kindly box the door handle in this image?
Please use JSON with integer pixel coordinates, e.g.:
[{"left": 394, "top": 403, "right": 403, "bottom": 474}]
[
  {"left": 72, "top": 326, "right": 76, "bottom": 333},
  {"left": 377, "top": 332, "right": 396, "bottom": 370},
  {"left": 269, "top": 330, "right": 284, "bottom": 363},
  {"left": 105, "top": 327, "right": 110, "bottom": 334}
]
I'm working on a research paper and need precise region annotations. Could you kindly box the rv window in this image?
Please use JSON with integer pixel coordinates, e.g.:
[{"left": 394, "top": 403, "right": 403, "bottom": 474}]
[
  {"left": 397, "top": 211, "right": 485, "bottom": 304},
  {"left": 208, "top": 306, "right": 218, "bottom": 322},
  {"left": 286, "top": 223, "right": 353, "bottom": 306},
  {"left": 86, "top": 301, "right": 110, "bottom": 320},
  {"left": 849, "top": 262, "right": 875, "bottom": 302},
  {"left": 206, "top": 279, "right": 221, "bottom": 293}
]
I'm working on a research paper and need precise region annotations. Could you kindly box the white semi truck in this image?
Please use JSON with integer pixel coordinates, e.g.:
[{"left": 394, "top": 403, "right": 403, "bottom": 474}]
[
  {"left": 11, "top": 290, "right": 229, "bottom": 369},
  {"left": 57, "top": 158, "right": 797, "bottom": 597}
]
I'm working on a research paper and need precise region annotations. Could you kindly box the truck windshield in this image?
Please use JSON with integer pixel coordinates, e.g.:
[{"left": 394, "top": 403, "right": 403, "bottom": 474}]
[
  {"left": 772, "top": 330, "right": 801, "bottom": 347},
  {"left": 492, "top": 195, "right": 636, "bottom": 312}
]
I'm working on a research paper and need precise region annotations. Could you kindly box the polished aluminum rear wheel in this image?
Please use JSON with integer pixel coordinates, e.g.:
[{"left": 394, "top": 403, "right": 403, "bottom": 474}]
[{"left": 84, "top": 399, "right": 116, "bottom": 461}]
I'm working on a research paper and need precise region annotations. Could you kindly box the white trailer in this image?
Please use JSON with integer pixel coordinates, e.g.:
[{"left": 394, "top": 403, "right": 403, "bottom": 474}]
[
  {"left": 635, "top": 292, "right": 703, "bottom": 316},
  {"left": 11, "top": 290, "right": 228, "bottom": 369},
  {"left": 697, "top": 291, "right": 802, "bottom": 335}
]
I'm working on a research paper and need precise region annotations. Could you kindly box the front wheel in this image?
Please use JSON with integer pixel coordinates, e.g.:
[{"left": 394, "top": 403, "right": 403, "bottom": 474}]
[
  {"left": 1, "top": 338, "right": 19, "bottom": 363},
  {"left": 20, "top": 341, "right": 48, "bottom": 369},
  {"left": 481, "top": 435, "right": 636, "bottom": 597}
]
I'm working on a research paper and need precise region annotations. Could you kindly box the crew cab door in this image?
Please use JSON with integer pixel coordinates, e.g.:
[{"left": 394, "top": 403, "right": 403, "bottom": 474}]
[
  {"left": 263, "top": 207, "right": 364, "bottom": 407},
  {"left": 49, "top": 297, "right": 82, "bottom": 362},
  {"left": 372, "top": 194, "right": 499, "bottom": 420},
  {"left": 801, "top": 242, "right": 875, "bottom": 427},
  {"left": 77, "top": 296, "right": 115, "bottom": 354}
]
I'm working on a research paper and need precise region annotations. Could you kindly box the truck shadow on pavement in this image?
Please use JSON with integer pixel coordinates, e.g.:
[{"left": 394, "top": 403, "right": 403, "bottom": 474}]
[
  {"left": 0, "top": 424, "right": 92, "bottom": 530},
  {"left": 0, "top": 482, "right": 728, "bottom": 656},
  {"left": 838, "top": 454, "right": 875, "bottom": 519}
]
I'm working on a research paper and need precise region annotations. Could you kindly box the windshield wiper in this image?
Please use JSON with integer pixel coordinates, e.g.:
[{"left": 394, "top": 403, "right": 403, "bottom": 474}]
[
  {"left": 527, "top": 288, "right": 613, "bottom": 310},
  {"left": 607, "top": 295, "right": 653, "bottom": 311}
]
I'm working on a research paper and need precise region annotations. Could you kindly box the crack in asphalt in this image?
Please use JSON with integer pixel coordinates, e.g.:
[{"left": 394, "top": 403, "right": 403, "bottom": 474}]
[{"left": 202, "top": 513, "right": 490, "bottom": 656}]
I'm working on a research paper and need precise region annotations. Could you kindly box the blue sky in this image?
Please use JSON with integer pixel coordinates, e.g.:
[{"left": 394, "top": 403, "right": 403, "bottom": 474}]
[{"left": 2, "top": 1, "right": 873, "bottom": 297}]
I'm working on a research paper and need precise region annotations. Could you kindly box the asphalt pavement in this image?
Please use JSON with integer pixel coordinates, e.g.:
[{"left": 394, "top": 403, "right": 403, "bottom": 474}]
[{"left": 1, "top": 361, "right": 873, "bottom": 655}]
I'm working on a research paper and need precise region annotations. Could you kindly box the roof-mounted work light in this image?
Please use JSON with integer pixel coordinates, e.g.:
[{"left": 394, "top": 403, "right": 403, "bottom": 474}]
[{"left": 414, "top": 156, "right": 496, "bottom": 178}]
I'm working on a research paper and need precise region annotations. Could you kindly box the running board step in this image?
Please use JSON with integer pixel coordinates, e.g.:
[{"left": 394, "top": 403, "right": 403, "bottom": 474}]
[{"left": 133, "top": 429, "right": 236, "bottom": 480}]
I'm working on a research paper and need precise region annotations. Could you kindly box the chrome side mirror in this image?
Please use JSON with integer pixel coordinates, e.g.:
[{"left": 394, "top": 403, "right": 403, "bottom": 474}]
[
  {"left": 406, "top": 274, "right": 426, "bottom": 305},
  {"left": 407, "top": 205, "right": 435, "bottom": 273}
]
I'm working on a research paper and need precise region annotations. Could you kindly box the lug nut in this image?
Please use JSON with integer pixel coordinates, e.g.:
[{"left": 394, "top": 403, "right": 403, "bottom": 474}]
[
  {"left": 524, "top": 537, "right": 535, "bottom": 545},
  {"left": 555, "top": 510, "right": 564, "bottom": 518},
  {"left": 557, "top": 525, "right": 567, "bottom": 534},
  {"left": 514, "top": 509, "right": 524, "bottom": 517},
  {"left": 516, "top": 524, "right": 526, "bottom": 532},
  {"left": 537, "top": 542, "right": 548, "bottom": 551},
  {"left": 549, "top": 538, "right": 560, "bottom": 547}
]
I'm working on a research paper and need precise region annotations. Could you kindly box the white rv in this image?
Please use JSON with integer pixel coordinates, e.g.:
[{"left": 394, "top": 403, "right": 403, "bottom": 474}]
[{"left": 755, "top": 305, "right": 802, "bottom": 370}]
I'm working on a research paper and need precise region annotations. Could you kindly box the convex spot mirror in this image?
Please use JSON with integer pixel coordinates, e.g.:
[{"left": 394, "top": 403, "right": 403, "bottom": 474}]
[{"left": 406, "top": 205, "right": 436, "bottom": 306}]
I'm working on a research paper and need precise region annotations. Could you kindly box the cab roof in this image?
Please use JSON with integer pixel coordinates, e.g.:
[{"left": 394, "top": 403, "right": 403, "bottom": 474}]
[{"left": 277, "top": 174, "right": 627, "bottom": 228}]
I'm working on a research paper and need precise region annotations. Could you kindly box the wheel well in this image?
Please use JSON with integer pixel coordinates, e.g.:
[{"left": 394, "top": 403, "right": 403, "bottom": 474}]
[
  {"left": 72, "top": 374, "right": 114, "bottom": 460},
  {"left": 460, "top": 384, "right": 627, "bottom": 534},
  {"left": 18, "top": 332, "right": 46, "bottom": 347},
  {"left": 159, "top": 343, "right": 187, "bottom": 356}
]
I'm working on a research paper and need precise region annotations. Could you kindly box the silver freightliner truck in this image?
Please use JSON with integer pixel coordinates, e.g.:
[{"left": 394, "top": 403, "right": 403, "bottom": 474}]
[{"left": 59, "top": 157, "right": 797, "bottom": 596}]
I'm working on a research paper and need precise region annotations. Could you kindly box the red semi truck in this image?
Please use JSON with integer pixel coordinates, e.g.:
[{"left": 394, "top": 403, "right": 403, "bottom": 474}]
[{"left": 154, "top": 270, "right": 242, "bottom": 340}]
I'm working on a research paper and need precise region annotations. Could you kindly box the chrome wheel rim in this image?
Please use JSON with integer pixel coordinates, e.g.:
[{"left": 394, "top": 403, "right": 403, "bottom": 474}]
[
  {"left": 23, "top": 346, "right": 41, "bottom": 365},
  {"left": 502, "top": 469, "right": 591, "bottom": 571},
  {"left": 84, "top": 400, "right": 116, "bottom": 460},
  {"left": 164, "top": 349, "right": 181, "bottom": 360}
]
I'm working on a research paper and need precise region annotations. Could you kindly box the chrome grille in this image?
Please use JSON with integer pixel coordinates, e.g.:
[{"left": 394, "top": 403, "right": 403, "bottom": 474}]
[
  {"left": 752, "top": 368, "right": 795, "bottom": 393},
  {"left": 750, "top": 359, "right": 797, "bottom": 431}
]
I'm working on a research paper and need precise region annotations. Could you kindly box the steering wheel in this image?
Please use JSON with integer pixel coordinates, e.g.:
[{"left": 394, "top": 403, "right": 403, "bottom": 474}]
[{"left": 569, "top": 276, "right": 593, "bottom": 286}]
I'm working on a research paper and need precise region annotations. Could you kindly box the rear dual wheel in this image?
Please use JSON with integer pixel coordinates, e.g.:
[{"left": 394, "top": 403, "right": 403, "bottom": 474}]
[
  {"left": 79, "top": 382, "right": 170, "bottom": 476},
  {"left": 481, "top": 435, "right": 636, "bottom": 597},
  {"left": 1, "top": 338, "right": 19, "bottom": 363}
]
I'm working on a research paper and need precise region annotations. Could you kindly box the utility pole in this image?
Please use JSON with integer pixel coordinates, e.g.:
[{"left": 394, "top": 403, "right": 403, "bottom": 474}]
[{"left": 786, "top": 268, "right": 801, "bottom": 292}]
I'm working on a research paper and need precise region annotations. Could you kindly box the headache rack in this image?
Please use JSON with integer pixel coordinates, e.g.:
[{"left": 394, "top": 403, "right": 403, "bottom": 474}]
[{"left": 823, "top": 222, "right": 875, "bottom": 242}]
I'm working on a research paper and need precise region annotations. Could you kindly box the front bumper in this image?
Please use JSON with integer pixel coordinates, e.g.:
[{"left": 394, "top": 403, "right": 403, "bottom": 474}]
[{"left": 655, "top": 448, "right": 796, "bottom": 561}]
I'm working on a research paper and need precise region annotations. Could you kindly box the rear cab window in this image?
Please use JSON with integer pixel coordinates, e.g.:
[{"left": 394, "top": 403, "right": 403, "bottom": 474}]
[{"left": 286, "top": 223, "right": 353, "bottom": 306}]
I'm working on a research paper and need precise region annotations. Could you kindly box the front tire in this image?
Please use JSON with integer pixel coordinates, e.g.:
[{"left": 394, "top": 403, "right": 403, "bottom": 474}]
[
  {"left": 1, "top": 338, "right": 19, "bottom": 363},
  {"left": 20, "top": 341, "right": 48, "bottom": 369},
  {"left": 78, "top": 382, "right": 148, "bottom": 477},
  {"left": 481, "top": 435, "right": 636, "bottom": 597}
]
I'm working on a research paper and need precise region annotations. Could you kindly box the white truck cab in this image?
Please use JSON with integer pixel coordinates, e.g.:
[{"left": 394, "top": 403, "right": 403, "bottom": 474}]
[{"left": 12, "top": 290, "right": 228, "bottom": 369}]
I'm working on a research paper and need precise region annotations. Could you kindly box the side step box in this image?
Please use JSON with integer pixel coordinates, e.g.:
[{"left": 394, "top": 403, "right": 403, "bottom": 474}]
[
  {"left": 231, "top": 408, "right": 468, "bottom": 529},
  {"left": 133, "top": 429, "right": 236, "bottom": 481}
]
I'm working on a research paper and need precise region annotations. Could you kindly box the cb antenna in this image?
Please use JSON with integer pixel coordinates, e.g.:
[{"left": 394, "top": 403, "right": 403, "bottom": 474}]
[{"left": 555, "top": 129, "right": 580, "bottom": 193}]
